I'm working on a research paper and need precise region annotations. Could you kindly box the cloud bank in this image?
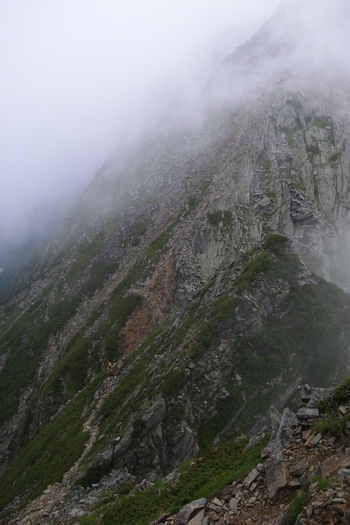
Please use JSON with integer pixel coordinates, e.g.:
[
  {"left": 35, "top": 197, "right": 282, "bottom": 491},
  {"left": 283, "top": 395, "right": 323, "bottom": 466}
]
[{"left": 0, "top": 0, "right": 281, "bottom": 244}]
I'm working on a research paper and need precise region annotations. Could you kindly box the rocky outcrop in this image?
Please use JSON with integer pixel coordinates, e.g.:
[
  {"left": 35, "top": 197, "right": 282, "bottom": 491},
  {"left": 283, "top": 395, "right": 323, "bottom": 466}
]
[
  {"left": 147, "top": 384, "right": 350, "bottom": 525},
  {"left": 4, "top": 1, "right": 350, "bottom": 520}
]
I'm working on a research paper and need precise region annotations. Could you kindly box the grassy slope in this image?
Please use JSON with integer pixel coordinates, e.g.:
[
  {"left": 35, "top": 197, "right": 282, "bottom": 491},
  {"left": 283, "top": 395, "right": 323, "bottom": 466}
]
[
  {"left": 80, "top": 436, "right": 268, "bottom": 525},
  {"left": 0, "top": 376, "right": 99, "bottom": 514},
  {"left": 1, "top": 234, "right": 350, "bottom": 515},
  {"left": 0, "top": 224, "right": 177, "bottom": 512}
]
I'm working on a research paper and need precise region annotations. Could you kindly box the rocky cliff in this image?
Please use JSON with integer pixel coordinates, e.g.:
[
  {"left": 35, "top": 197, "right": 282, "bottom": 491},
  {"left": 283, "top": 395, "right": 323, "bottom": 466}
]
[{"left": 2, "top": 1, "right": 350, "bottom": 522}]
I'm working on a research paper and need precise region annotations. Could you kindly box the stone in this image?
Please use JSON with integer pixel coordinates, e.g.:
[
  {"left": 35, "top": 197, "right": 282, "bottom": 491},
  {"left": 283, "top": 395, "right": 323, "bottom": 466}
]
[
  {"left": 208, "top": 503, "right": 222, "bottom": 513},
  {"left": 68, "top": 506, "right": 86, "bottom": 518},
  {"left": 142, "top": 397, "right": 166, "bottom": 430},
  {"left": 112, "top": 426, "right": 133, "bottom": 459},
  {"left": 321, "top": 451, "right": 350, "bottom": 478},
  {"left": 243, "top": 468, "right": 260, "bottom": 489},
  {"left": 297, "top": 407, "right": 319, "bottom": 420},
  {"left": 305, "top": 433, "right": 316, "bottom": 447},
  {"left": 290, "top": 458, "right": 310, "bottom": 477},
  {"left": 176, "top": 498, "right": 207, "bottom": 524},
  {"left": 277, "top": 408, "right": 298, "bottom": 437},
  {"left": 229, "top": 497, "right": 240, "bottom": 512},
  {"left": 187, "top": 509, "right": 205, "bottom": 525},
  {"left": 97, "top": 446, "right": 113, "bottom": 469},
  {"left": 261, "top": 447, "right": 270, "bottom": 460},
  {"left": 310, "top": 433, "right": 322, "bottom": 447},
  {"left": 337, "top": 468, "right": 350, "bottom": 480},
  {"left": 302, "top": 430, "right": 311, "bottom": 441},
  {"left": 254, "top": 196, "right": 272, "bottom": 209},
  {"left": 150, "top": 513, "right": 172, "bottom": 524},
  {"left": 264, "top": 456, "right": 288, "bottom": 500},
  {"left": 289, "top": 479, "right": 301, "bottom": 488}
]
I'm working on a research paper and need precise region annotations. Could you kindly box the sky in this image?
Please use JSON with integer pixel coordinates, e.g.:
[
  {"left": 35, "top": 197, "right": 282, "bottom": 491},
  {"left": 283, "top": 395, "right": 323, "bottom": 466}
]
[{"left": 0, "top": 0, "right": 282, "bottom": 244}]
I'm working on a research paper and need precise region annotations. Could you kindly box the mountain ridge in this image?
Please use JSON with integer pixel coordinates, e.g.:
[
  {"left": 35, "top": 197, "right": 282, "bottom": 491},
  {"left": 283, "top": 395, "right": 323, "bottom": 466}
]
[{"left": 2, "top": 2, "right": 350, "bottom": 522}]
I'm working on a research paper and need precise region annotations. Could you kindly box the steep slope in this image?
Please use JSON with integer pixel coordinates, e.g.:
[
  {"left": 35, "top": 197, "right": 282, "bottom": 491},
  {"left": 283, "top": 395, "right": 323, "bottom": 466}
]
[{"left": 2, "top": 0, "right": 350, "bottom": 521}]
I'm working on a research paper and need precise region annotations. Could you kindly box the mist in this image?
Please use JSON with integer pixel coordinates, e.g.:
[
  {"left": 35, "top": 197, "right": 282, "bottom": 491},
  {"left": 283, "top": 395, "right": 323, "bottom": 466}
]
[
  {"left": 0, "top": 0, "right": 284, "bottom": 248},
  {"left": 2, "top": 0, "right": 350, "bottom": 253}
]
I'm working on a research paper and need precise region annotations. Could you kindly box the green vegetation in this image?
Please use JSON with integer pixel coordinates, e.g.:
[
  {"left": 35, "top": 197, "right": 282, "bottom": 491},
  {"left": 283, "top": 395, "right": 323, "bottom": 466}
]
[
  {"left": 257, "top": 155, "right": 272, "bottom": 171},
  {"left": 307, "top": 143, "right": 321, "bottom": 160},
  {"left": 207, "top": 210, "right": 232, "bottom": 228},
  {"left": 80, "top": 437, "right": 268, "bottom": 525},
  {"left": 236, "top": 252, "right": 273, "bottom": 291},
  {"left": 313, "top": 414, "right": 344, "bottom": 438},
  {"left": 44, "top": 335, "right": 92, "bottom": 398},
  {"left": 124, "top": 220, "right": 147, "bottom": 247},
  {"left": 313, "top": 115, "right": 331, "bottom": 129},
  {"left": 0, "top": 377, "right": 99, "bottom": 513},
  {"left": 65, "top": 235, "right": 105, "bottom": 286},
  {"left": 194, "top": 296, "right": 237, "bottom": 352},
  {"left": 81, "top": 261, "right": 118, "bottom": 298},
  {"left": 237, "top": 234, "right": 300, "bottom": 292},
  {"left": 1, "top": 214, "right": 178, "bottom": 440},
  {"left": 311, "top": 474, "right": 336, "bottom": 491},
  {"left": 238, "top": 279, "right": 350, "bottom": 387},
  {"left": 187, "top": 195, "right": 201, "bottom": 211},
  {"left": 194, "top": 278, "right": 215, "bottom": 300},
  {"left": 93, "top": 325, "right": 169, "bottom": 451},
  {"left": 197, "top": 384, "right": 243, "bottom": 450},
  {"left": 285, "top": 491, "right": 311, "bottom": 524},
  {"left": 328, "top": 151, "right": 342, "bottom": 163},
  {"left": 315, "top": 377, "right": 350, "bottom": 437},
  {"left": 162, "top": 370, "right": 183, "bottom": 397},
  {"left": 185, "top": 183, "right": 210, "bottom": 214},
  {"left": 0, "top": 292, "right": 81, "bottom": 426},
  {"left": 76, "top": 466, "right": 106, "bottom": 489},
  {"left": 264, "top": 234, "right": 289, "bottom": 255}
]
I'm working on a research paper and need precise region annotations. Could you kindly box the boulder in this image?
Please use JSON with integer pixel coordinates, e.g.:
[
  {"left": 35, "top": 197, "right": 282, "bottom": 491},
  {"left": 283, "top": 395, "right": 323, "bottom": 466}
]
[
  {"left": 112, "top": 426, "right": 133, "bottom": 459},
  {"left": 264, "top": 456, "right": 288, "bottom": 500},
  {"left": 176, "top": 498, "right": 207, "bottom": 524},
  {"left": 143, "top": 397, "right": 166, "bottom": 431},
  {"left": 321, "top": 450, "right": 350, "bottom": 478},
  {"left": 290, "top": 458, "right": 310, "bottom": 477}
]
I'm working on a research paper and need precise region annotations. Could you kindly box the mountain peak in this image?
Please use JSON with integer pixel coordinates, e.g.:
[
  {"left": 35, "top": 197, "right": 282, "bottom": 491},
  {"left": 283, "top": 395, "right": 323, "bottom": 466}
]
[{"left": 210, "top": 0, "right": 350, "bottom": 104}]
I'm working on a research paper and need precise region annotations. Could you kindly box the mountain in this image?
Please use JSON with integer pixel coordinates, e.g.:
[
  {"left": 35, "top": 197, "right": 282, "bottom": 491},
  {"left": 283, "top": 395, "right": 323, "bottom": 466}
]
[{"left": 2, "top": 0, "right": 350, "bottom": 522}]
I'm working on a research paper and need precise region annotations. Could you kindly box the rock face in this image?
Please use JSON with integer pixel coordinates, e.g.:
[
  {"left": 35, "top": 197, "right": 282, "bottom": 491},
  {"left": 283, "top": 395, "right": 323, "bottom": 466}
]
[
  {"left": 3, "top": 0, "right": 350, "bottom": 520},
  {"left": 10, "top": 382, "right": 350, "bottom": 524},
  {"left": 148, "top": 384, "right": 350, "bottom": 525}
]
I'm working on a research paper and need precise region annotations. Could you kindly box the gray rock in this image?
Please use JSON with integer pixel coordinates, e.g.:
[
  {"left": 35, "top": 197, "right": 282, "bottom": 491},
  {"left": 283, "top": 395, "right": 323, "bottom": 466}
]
[
  {"left": 176, "top": 498, "right": 207, "bottom": 524},
  {"left": 229, "top": 497, "right": 240, "bottom": 512},
  {"left": 338, "top": 468, "right": 350, "bottom": 480},
  {"left": 187, "top": 509, "right": 205, "bottom": 525},
  {"left": 167, "top": 422, "right": 196, "bottom": 469},
  {"left": 243, "top": 468, "right": 260, "bottom": 489},
  {"left": 97, "top": 446, "right": 113, "bottom": 470},
  {"left": 142, "top": 397, "right": 166, "bottom": 431},
  {"left": 299, "top": 472, "right": 310, "bottom": 492},
  {"left": 310, "top": 432, "right": 322, "bottom": 447},
  {"left": 264, "top": 456, "right": 288, "bottom": 500},
  {"left": 290, "top": 458, "right": 310, "bottom": 477},
  {"left": 297, "top": 407, "right": 319, "bottom": 420},
  {"left": 68, "top": 505, "right": 86, "bottom": 518},
  {"left": 112, "top": 426, "right": 133, "bottom": 459}
]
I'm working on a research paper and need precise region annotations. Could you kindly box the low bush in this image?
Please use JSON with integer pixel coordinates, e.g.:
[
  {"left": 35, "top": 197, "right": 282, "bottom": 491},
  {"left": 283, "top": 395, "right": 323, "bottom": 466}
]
[{"left": 286, "top": 491, "right": 311, "bottom": 524}]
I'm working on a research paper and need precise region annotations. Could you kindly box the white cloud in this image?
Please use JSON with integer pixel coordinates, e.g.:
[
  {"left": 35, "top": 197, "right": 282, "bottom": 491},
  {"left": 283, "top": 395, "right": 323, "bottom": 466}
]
[{"left": 0, "top": 0, "right": 286, "bottom": 242}]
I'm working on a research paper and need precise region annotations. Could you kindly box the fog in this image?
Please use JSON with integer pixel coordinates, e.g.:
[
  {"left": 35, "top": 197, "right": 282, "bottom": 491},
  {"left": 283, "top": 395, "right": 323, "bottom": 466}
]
[
  {"left": 2, "top": 0, "right": 350, "bottom": 251},
  {"left": 0, "top": 0, "right": 283, "bottom": 246}
]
